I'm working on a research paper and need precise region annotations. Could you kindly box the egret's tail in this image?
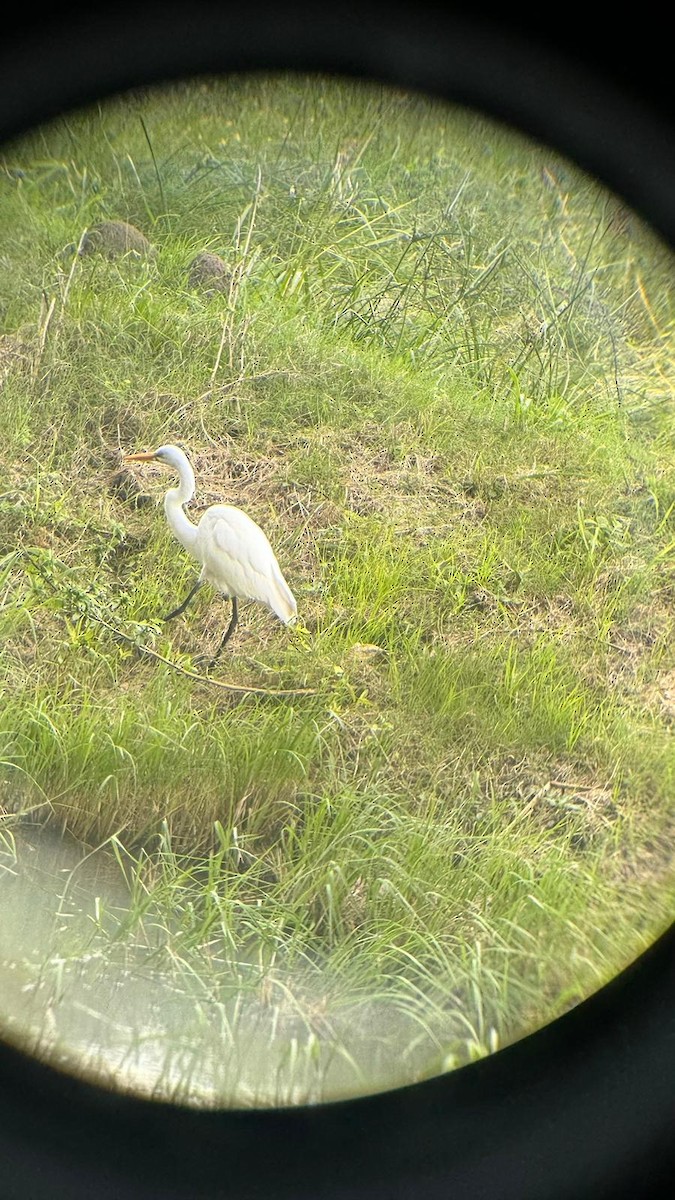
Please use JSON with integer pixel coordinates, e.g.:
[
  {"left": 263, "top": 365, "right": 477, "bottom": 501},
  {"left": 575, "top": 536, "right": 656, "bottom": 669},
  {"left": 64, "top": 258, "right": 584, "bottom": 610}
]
[{"left": 267, "top": 562, "right": 298, "bottom": 625}]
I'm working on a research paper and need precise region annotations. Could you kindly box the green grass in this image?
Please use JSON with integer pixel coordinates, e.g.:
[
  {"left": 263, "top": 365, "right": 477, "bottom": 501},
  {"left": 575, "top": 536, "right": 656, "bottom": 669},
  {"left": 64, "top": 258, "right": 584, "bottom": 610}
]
[{"left": 1, "top": 74, "right": 675, "bottom": 1100}]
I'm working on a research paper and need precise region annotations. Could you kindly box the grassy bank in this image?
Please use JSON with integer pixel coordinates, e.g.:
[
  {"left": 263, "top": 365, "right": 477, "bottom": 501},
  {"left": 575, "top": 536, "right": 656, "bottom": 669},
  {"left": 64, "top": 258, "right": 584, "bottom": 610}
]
[{"left": 1, "top": 74, "right": 674, "bottom": 1088}]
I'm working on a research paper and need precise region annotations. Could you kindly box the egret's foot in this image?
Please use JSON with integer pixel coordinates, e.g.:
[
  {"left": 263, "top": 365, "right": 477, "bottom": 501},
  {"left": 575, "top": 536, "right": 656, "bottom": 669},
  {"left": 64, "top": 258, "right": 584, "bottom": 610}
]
[
  {"left": 161, "top": 605, "right": 186, "bottom": 622},
  {"left": 193, "top": 653, "right": 217, "bottom": 671},
  {"left": 162, "top": 580, "right": 203, "bottom": 623}
]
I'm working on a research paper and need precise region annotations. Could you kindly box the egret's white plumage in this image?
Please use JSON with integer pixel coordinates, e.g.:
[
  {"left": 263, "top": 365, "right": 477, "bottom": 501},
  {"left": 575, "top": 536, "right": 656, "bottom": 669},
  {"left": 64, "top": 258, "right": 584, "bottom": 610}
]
[
  {"left": 193, "top": 503, "right": 297, "bottom": 623},
  {"left": 125, "top": 444, "right": 296, "bottom": 657}
]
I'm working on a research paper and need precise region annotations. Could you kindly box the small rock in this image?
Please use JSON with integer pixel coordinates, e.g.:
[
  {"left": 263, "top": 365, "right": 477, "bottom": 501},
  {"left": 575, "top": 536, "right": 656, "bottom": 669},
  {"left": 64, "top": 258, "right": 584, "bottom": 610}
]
[
  {"left": 109, "top": 468, "right": 153, "bottom": 508},
  {"left": 346, "top": 643, "right": 387, "bottom": 663},
  {"left": 79, "top": 220, "right": 153, "bottom": 259},
  {"left": 187, "top": 252, "right": 231, "bottom": 295}
]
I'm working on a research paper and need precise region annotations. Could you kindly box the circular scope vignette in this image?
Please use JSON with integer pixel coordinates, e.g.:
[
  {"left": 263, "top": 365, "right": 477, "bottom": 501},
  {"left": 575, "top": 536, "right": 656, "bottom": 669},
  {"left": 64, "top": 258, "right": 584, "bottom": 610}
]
[{"left": 0, "top": 72, "right": 674, "bottom": 1110}]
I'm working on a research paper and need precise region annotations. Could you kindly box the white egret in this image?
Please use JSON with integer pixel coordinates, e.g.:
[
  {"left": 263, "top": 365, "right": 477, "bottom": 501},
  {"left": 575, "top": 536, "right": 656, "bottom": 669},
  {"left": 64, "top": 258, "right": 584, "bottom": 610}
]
[{"left": 124, "top": 444, "right": 297, "bottom": 663}]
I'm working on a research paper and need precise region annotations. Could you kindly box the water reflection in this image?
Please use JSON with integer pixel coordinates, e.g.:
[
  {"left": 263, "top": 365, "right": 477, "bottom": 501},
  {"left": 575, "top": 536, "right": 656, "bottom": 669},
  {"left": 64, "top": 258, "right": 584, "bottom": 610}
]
[{"left": 0, "top": 822, "right": 453, "bottom": 1106}]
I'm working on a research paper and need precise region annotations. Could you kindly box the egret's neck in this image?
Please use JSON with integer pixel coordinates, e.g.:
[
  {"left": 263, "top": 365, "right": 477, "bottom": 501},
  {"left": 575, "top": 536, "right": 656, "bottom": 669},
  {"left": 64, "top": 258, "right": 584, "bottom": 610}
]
[{"left": 164, "top": 460, "right": 198, "bottom": 554}]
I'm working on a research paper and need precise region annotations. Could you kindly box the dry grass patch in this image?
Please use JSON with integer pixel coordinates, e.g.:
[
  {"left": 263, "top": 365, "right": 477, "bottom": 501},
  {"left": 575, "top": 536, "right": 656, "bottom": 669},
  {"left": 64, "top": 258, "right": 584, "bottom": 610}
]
[{"left": 0, "top": 331, "right": 32, "bottom": 384}]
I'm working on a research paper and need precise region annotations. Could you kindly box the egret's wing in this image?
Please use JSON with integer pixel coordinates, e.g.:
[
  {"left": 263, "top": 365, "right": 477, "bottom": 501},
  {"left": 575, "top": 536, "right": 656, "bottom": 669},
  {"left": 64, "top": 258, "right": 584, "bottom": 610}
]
[{"left": 196, "top": 506, "right": 297, "bottom": 622}]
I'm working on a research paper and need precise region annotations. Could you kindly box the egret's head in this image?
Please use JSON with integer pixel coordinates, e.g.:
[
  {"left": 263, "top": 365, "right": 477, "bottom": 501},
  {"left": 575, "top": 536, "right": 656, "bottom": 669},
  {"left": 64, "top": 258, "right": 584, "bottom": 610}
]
[{"left": 125, "top": 444, "right": 188, "bottom": 471}]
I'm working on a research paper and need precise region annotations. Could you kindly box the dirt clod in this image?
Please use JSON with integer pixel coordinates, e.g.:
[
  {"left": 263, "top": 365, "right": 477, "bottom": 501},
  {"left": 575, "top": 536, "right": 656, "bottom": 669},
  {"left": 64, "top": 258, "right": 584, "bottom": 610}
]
[
  {"left": 109, "top": 468, "right": 154, "bottom": 508},
  {"left": 80, "top": 221, "right": 153, "bottom": 259},
  {"left": 187, "top": 252, "right": 231, "bottom": 294}
]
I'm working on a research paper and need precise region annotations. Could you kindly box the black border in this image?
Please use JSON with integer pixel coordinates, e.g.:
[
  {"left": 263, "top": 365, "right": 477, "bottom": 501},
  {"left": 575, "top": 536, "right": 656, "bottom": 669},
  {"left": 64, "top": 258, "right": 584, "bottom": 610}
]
[
  {"left": 1, "top": 6, "right": 674, "bottom": 1198},
  {"left": 2, "top": 924, "right": 674, "bottom": 1199}
]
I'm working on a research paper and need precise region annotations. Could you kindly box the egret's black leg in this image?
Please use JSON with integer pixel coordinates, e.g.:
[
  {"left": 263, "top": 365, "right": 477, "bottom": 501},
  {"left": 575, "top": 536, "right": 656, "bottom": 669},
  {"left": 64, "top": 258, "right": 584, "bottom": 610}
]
[
  {"left": 162, "top": 579, "right": 203, "bottom": 622},
  {"left": 203, "top": 597, "right": 239, "bottom": 668}
]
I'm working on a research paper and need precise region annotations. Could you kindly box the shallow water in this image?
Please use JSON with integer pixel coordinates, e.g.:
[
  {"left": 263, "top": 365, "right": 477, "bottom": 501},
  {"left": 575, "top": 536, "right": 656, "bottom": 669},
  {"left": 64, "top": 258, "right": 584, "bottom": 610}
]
[{"left": 0, "top": 822, "right": 453, "bottom": 1106}]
